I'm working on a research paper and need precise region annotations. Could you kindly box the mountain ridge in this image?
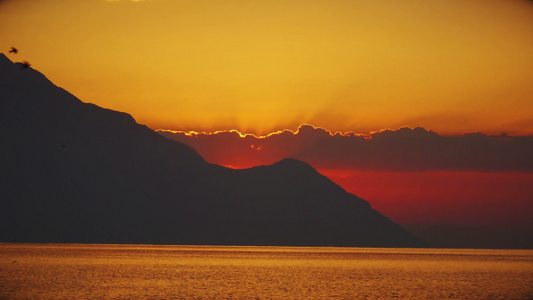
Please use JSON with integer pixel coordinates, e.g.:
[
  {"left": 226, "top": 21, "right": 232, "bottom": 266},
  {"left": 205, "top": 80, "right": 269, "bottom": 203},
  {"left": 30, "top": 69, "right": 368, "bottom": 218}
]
[{"left": 0, "top": 53, "right": 425, "bottom": 247}]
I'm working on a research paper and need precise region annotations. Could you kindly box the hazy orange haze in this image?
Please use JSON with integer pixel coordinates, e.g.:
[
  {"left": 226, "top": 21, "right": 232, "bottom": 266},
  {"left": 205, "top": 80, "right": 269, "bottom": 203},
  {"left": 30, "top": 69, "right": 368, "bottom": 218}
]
[
  {"left": 2, "top": 0, "right": 533, "bottom": 248},
  {"left": 1, "top": 0, "right": 533, "bottom": 135}
]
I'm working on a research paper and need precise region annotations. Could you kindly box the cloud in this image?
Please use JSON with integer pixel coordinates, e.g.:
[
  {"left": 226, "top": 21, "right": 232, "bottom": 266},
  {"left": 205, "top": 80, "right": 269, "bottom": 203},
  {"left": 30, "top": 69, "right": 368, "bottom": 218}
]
[
  {"left": 158, "top": 125, "right": 533, "bottom": 172},
  {"left": 159, "top": 125, "right": 533, "bottom": 238}
]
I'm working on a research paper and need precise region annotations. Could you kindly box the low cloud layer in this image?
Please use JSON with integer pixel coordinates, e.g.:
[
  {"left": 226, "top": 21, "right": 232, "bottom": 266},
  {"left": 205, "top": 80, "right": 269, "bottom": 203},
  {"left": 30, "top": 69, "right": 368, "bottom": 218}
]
[{"left": 158, "top": 125, "right": 533, "bottom": 172}]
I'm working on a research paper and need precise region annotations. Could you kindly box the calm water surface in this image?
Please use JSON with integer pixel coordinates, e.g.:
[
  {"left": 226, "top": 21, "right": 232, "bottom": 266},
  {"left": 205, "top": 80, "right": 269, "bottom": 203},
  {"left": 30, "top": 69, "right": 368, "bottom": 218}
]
[{"left": 0, "top": 243, "right": 532, "bottom": 299}]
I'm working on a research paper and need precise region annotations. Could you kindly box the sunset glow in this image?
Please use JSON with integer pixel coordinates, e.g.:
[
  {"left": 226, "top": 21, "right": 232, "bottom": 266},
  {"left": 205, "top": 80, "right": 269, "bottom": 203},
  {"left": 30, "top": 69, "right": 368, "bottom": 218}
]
[
  {"left": 159, "top": 125, "right": 533, "bottom": 232},
  {"left": 1, "top": 0, "right": 533, "bottom": 135},
  {"left": 320, "top": 169, "right": 533, "bottom": 227},
  {"left": 4, "top": 3, "right": 533, "bottom": 300},
  {"left": 1, "top": 0, "right": 532, "bottom": 249}
]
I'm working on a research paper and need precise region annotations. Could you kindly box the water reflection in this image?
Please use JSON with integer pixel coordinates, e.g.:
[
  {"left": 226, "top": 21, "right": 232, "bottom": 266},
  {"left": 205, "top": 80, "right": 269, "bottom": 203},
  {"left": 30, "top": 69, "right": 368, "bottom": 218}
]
[{"left": 1, "top": 244, "right": 532, "bottom": 299}]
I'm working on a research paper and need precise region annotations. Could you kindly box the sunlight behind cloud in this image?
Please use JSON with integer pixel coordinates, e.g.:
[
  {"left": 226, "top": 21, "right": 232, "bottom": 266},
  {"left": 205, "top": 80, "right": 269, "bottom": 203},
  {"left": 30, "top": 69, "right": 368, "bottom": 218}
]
[{"left": 159, "top": 124, "right": 533, "bottom": 171}]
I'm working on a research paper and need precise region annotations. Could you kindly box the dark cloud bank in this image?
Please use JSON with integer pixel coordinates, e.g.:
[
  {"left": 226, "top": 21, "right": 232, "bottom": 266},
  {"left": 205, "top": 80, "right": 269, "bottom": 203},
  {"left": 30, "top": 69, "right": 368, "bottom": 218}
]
[{"left": 159, "top": 125, "right": 533, "bottom": 172}]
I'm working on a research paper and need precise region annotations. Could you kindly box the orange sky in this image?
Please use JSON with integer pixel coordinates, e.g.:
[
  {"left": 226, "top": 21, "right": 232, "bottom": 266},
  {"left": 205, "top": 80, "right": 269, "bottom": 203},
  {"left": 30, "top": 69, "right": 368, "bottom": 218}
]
[{"left": 1, "top": 0, "right": 533, "bottom": 135}]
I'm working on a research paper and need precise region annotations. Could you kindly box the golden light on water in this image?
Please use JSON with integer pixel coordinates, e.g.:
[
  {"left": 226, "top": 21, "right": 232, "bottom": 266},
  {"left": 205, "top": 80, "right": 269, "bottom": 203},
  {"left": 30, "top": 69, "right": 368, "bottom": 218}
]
[{"left": 1, "top": 244, "right": 532, "bottom": 299}]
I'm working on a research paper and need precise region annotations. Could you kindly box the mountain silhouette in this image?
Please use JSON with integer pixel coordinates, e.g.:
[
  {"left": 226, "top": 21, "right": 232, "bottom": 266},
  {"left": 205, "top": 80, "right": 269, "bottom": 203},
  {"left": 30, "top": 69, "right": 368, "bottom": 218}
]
[{"left": 0, "top": 53, "right": 425, "bottom": 247}]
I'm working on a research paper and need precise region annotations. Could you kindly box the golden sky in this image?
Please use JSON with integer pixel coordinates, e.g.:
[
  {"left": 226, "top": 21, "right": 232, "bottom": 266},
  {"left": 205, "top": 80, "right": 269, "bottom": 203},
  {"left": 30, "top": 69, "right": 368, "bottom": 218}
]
[{"left": 1, "top": 0, "right": 533, "bottom": 135}]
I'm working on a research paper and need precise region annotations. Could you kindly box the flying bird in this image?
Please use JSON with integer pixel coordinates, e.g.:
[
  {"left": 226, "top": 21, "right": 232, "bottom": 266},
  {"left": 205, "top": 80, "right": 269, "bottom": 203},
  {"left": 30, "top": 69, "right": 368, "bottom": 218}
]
[{"left": 9, "top": 47, "right": 18, "bottom": 54}]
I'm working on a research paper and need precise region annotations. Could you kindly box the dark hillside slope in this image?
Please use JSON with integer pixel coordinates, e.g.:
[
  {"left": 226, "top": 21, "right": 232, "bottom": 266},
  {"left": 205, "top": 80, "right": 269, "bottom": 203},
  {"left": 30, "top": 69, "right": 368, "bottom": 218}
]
[{"left": 0, "top": 53, "right": 425, "bottom": 247}]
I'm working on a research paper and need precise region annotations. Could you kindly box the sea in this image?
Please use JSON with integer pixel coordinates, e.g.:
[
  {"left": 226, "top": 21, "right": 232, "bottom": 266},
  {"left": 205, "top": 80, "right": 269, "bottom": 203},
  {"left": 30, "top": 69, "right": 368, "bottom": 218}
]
[{"left": 0, "top": 243, "right": 532, "bottom": 299}]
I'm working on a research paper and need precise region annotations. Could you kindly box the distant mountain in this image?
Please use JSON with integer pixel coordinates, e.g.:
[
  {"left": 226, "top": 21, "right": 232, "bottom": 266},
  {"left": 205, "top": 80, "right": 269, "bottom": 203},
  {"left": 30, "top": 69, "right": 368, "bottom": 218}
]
[
  {"left": 0, "top": 53, "right": 425, "bottom": 247},
  {"left": 404, "top": 224, "right": 533, "bottom": 249}
]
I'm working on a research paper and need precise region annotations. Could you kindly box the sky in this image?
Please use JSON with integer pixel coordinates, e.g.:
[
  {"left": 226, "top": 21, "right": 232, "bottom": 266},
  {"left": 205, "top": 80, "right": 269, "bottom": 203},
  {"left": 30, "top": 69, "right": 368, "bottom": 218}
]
[
  {"left": 1, "top": 0, "right": 533, "bottom": 135},
  {"left": 1, "top": 0, "right": 533, "bottom": 246}
]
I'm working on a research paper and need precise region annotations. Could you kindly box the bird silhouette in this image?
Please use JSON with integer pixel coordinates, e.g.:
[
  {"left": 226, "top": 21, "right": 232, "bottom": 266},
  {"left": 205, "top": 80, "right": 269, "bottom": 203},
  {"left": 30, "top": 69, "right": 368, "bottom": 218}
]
[
  {"left": 9, "top": 47, "right": 18, "bottom": 54},
  {"left": 20, "top": 61, "right": 31, "bottom": 70}
]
